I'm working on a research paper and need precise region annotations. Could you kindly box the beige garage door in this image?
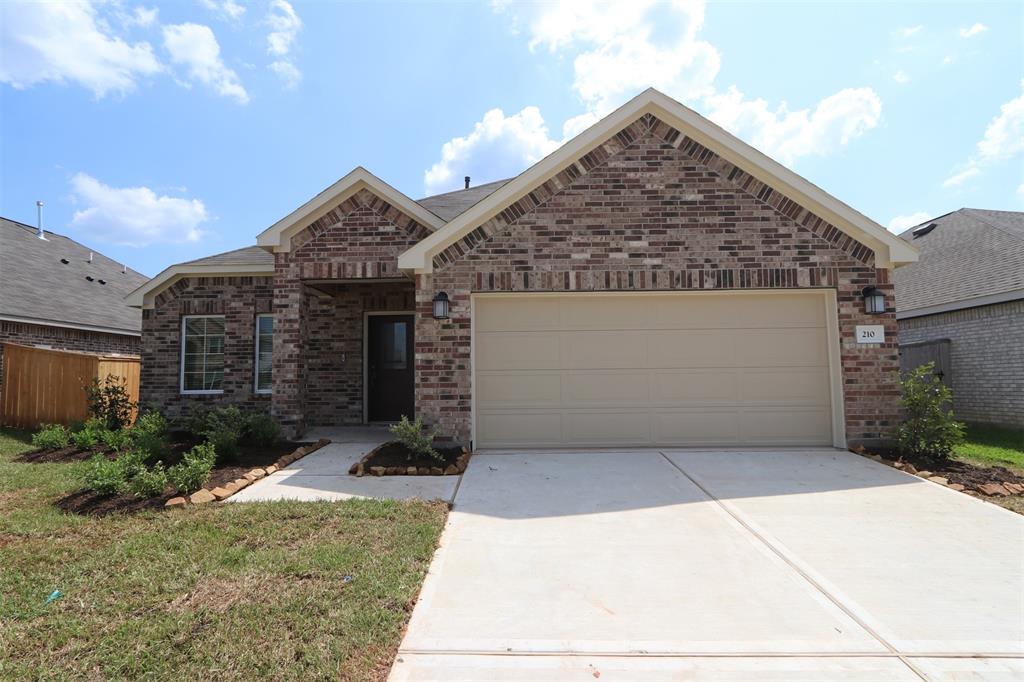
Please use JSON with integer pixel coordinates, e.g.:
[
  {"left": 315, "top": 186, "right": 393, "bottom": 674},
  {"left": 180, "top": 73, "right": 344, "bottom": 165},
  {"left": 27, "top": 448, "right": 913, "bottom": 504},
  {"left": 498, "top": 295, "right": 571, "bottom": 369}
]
[{"left": 474, "top": 292, "right": 836, "bottom": 448}]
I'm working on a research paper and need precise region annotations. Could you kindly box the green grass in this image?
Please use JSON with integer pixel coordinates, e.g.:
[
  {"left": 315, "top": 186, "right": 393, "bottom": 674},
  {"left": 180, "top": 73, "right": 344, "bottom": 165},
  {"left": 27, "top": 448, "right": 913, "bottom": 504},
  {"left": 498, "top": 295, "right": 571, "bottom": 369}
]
[
  {"left": 0, "top": 427, "right": 447, "bottom": 681},
  {"left": 954, "top": 423, "right": 1024, "bottom": 473}
]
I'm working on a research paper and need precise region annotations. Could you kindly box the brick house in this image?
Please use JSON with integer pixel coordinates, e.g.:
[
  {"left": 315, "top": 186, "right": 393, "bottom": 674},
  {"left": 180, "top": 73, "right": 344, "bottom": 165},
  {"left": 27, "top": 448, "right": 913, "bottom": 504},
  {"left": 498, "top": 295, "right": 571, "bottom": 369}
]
[
  {"left": 129, "top": 89, "right": 917, "bottom": 449},
  {"left": 895, "top": 209, "right": 1023, "bottom": 427},
  {"left": 1, "top": 217, "right": 147, "bottom": 401}
]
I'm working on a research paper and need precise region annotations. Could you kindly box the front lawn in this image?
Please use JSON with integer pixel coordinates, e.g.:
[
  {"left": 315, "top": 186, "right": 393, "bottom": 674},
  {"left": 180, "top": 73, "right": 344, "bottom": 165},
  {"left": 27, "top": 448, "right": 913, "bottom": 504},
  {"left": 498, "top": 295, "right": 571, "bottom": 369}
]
[
  {"left": 0, "top": 427, "right": 446, "bottom": 680},
  {"left": 954, "top": 423, "right": 1024, "bottom": 473}
]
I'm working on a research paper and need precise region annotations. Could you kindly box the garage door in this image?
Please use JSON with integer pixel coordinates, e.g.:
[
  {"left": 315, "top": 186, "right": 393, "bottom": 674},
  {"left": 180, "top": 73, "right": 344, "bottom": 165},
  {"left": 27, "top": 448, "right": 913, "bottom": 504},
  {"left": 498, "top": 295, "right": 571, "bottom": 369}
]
[{"left": 474, "top": 292, "right": 836, "bottom": 448}]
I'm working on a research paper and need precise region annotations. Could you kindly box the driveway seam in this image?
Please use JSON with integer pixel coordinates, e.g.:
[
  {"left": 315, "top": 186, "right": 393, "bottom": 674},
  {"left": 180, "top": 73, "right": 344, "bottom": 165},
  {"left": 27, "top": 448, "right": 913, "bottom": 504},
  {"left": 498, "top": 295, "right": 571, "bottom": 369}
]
[{"left": 658, "top": 451, "right": 932, "bottom": 682}]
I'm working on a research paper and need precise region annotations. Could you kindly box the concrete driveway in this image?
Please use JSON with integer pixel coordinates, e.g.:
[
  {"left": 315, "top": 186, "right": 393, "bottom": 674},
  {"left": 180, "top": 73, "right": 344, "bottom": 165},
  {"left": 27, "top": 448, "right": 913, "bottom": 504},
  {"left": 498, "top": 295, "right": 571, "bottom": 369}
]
[{"left": 390, "top": 449, "right": 1024, "bottom": 681}]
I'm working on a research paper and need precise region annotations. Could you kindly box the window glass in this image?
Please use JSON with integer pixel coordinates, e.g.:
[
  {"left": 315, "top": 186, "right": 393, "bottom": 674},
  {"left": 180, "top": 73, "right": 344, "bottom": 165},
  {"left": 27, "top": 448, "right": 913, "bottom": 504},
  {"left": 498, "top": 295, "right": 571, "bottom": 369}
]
[
  {"left": 256, "top": 315, "right": 273, "bottom": 392},
  {"left": 380, "top": 321, "right": 407, "bottom": 369},
  {"left": 182, "top": 316, "right": 225, "bottom": 392}
]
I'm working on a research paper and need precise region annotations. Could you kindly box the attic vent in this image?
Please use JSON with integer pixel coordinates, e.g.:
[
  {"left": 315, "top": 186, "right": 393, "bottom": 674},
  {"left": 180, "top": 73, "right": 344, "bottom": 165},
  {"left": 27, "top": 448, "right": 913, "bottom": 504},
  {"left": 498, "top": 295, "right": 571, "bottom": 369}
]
[
  {"left": 98, "top": 279, "right": 107, "bottom": 285},
  {"left": 85, "top": 276, "right": 94, "bottom": 282},
  {"left": 60, "top": 258, "right": 69, "bottom": 264},
  {"left": 912, "top": 223, "right": 937, "bottom": 238}
]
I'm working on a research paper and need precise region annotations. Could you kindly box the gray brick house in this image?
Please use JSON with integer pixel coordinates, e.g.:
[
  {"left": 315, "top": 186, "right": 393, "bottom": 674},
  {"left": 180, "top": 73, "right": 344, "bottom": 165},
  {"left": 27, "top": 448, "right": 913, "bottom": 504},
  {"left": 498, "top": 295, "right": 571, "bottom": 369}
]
[
  {"left": 895, "top": 209, "right": 1023, "bottom": 427},
  {"left": 0, "top": 217, "right": 148, "bottom": 401},
  {"left": 128, "top": 89, "right": 918, "bottom": 449}
]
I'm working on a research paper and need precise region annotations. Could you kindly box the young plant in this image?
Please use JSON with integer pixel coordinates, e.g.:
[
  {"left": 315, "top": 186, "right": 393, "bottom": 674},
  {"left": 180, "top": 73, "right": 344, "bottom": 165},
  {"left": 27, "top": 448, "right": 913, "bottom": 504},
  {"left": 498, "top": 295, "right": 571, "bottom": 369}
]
[
  {"left": 167, "top": 442, "right": 217, "bottom": 495},
  {"left": 894, "top": 362, "right": 965, "bottom": 463},
  {"left": 100, "top": 428, "right": 132, "bottom": 452},
  {"left": 31, "top": 424, "right": 70, "bottom": 450},
  {"left": 389, "top": 416, "right": 441, "bottom": 462},
  {"left": 243, "top": 413, "right": 280, "bottom": 447},
  {"left": 84, "top": 454, "right": 128, "bottom": 496},
  {"left": 129, "top": 410, "right": 170, "bottom": 459},
  {"left": 85, "top": 374, "right": 137, "bottom": 431},
  {"left": 129, "top": 462, "right": 169, "bottom": 499},
  {"left": 71, "top": 418, "right": 106, "bottom": 450}
]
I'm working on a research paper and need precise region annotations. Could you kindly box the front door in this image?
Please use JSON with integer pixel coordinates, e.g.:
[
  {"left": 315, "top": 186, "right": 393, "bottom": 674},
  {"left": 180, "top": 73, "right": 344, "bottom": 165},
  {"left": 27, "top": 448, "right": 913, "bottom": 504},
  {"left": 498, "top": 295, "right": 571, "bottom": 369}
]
[{"left": 367, "top": 314, "right": 414, "bottom": 422}]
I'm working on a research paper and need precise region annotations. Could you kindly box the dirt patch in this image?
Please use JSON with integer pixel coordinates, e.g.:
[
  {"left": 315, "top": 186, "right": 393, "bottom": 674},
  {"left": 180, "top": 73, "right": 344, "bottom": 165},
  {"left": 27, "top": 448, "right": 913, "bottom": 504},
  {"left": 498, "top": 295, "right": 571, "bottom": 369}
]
[
  {"left": 55, "top": 438, "right": 311, "bottom": 516},
  {"left": 349, "top": 441, "right": 469, "bottom": 476},
  {"left": 16, "top": 446, "right": 114, "bottom": 463},
  {"left": 860, "top": 447, "right": 1024, "bottom": 501}
]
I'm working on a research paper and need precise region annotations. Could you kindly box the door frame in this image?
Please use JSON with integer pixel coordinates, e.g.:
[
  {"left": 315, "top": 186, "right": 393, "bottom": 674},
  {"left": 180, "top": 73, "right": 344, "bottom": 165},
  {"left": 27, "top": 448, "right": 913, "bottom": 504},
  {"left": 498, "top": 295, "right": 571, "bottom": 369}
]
[
  {"left": 470, "top": 289, "right": 847, "bottom": 449},
  {"left": 363, "top": 310, "right": 415, "bottom": 424}
]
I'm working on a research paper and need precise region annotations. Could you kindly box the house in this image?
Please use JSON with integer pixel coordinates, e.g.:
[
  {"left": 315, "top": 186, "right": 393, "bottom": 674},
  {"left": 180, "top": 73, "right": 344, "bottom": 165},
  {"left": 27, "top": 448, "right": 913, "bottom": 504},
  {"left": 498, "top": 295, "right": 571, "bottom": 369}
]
[
  {"left": 128, "top": 89, "right": 917, "bottom": 449},
  {"left": 894, "top": 209, "right": 1023, "bottom": 427},
  {"left": 0, "top": 217, "right": 148, "bottom": 395}
]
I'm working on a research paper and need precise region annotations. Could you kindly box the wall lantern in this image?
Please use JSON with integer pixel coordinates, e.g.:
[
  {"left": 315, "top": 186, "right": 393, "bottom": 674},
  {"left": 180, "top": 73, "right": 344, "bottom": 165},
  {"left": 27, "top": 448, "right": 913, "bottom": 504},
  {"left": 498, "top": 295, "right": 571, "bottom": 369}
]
[
  {"left": 861, "top": 286, "right": 886, "bottom": 315},
  {"left": 432, "top": 291, "right": 450, "bottom": 320}
]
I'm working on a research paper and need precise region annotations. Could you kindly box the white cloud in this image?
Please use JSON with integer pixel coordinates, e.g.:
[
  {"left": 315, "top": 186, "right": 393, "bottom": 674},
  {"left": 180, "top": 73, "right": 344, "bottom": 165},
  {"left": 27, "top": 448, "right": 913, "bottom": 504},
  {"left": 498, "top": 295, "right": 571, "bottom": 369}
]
[
  {"left": 132, "top": 6, "right": 158, "bottom": 28},
  {"left": 0, "top": 0, "right": 162, "bottom": 97},
  {"left": 703, "top": 86, "right": 882, "bottom": 166},
  {"left": 162, "top": 23, "right": 248, "bottom": 104},
  {"left": 266, "top": 0, "right": 302, "bottom": 86},
  {"left": 424, "top": 107, "right": 561, "bottom": 194},
  {"left": 959, "top": 23, "right": 988, "bottom": 38},
  {"left": 897, "top": 25, "right": 923, "bottom": 38},
  {"left": 893, "top": 70, "right": 910, "bottom": 84},
  {"left": 942, "top": 82, "right": 1024, "bottom": 187},
  {"left": 69, "top": 173, "right": 208, "bottom": 247},
  {"left": 199, "top": 0, "right": 246, "bottom": 21},
  {"left": 887, "top": 211, "right": 931, "bottom": 233},
  {"left": 942, "top": 55, "right": 954, "bottom": 65},
  {"left": 1017, "top": 183, "right": 1024, "bottom": 197}
]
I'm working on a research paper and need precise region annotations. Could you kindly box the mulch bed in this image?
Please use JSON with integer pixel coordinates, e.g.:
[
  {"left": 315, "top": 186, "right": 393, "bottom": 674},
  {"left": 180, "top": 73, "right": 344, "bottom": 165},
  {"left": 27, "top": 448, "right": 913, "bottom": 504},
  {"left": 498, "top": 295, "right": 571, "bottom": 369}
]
[
  {"left": 54, "top": 435, "right": 315, "bottom": 517},
  {"left": 857, "top": 447, "right": 1024, "bottom": 498},
  {"left": 348, "top": 441, "right": 470, "bottom": 476},
  {"left": 17, "top": 446, "right": 113, "bottom": 463}
]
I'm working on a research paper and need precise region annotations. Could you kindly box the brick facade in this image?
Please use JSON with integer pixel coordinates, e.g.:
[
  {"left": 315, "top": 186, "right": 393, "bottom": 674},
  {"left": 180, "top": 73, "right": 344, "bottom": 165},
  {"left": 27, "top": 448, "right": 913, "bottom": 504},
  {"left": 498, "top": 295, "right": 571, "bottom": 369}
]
[
  {"left": 0, "top": 320, "right": 140, "bottom": 407},
  {"left": 415, "top": 114, "right": 900, "bottom": 448},
  {"left": 140, "top": 276, "right": 273, "bottom": 419},
  {"left": 900, "top": 300, "right": 1024, "bottom": 427}
]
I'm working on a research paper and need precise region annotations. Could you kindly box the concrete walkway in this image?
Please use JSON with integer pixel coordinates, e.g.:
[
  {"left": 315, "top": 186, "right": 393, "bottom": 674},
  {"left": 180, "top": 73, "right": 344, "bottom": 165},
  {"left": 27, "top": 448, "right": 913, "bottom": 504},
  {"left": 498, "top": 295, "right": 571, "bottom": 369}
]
[
  {"left": 390, "top": 449, "right": 1024, "bottom": 681},
  {"left": 229, "top": 426, "right": 460, "bottom": 503}
]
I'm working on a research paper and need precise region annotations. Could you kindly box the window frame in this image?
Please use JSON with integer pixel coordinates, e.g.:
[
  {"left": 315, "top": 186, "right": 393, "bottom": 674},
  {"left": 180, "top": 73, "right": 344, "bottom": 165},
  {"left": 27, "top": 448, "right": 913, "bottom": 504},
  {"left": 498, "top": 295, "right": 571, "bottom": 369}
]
[
  {"left": 179, "top": 314, "right": 226, "bottom": 395},
  {"left": 254, "top": 313, "right": 273, "bottom": 395}
]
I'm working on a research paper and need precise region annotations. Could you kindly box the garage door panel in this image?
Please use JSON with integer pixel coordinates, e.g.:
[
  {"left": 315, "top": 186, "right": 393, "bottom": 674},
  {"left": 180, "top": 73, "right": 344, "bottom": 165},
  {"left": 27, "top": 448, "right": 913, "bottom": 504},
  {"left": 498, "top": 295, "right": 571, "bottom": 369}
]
[{"left": 474, "top": 294, "right": 835, "bottom": 448}]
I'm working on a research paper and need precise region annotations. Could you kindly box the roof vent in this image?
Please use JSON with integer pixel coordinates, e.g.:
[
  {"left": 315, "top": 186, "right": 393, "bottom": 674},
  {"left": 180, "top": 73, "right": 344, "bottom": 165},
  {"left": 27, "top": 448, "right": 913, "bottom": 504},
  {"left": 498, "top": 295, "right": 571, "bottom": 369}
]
[
  {"left": 98, "top": 279, "right": 107, "bottom": 285},
  {"left": 88, "top": 252, "right": 94, "bottom": 263},
  {"left": 121, "top": 264, "right": 127, "bottom": 274},
  {"left": 464, "top": 176, "right": 470, "bottom": 189},
  {"left": 36, "top": 200, "right": 47, "bottom": 240},
  {"left": 60, "top": 258, "right": 69, "bottom": 264},
  {"left": 85, "top": 275, "right": 94, "bottom": 282},
  {"left": 912, "top": 223, "right": 937, "bottom": 238}
]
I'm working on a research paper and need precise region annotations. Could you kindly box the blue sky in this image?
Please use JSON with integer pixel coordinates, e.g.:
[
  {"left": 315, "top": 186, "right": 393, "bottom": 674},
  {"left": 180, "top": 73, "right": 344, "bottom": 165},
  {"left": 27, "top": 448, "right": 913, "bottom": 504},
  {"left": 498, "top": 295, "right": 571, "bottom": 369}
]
[{"left": 2, "top": 0, "right": 1021, "bottom": 277}]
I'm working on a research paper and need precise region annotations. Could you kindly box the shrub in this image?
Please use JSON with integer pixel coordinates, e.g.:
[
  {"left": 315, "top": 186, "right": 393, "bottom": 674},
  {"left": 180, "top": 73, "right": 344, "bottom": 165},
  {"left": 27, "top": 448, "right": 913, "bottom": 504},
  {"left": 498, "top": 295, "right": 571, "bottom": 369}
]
[
  {"left": 84, "top": 454, "right": 127, "bottom": 496},
  {"left": 894, "top": 362, "right": 965, "bottom": 463},
  {"left": 129, "top": 410, "right": 170, "bottom": 459},
  {"left": 71, "top": 418, "right": 106, "bottom": 450},
  {"left": 85, "top": 374, "right": 137, "bottom": 431},
  {"left": 389, "top": 415, "right": 441, "bottom": 462},
  {"left": 31, "top": 424, "right": 70, "bottom": 450},
  {"left": 129, "top": 462, "right": 169, "bottom": 499},
  {"left": 116, "top": 449, "right": 148, "bottom": 480},
  {"left": 243, "top": 413, "right": 280, "bottom": 447},
  {"left": 183, "top": 406, "right": 243, "bottom": 462},
  {"left": 167, "top": 442, "right": 216, "bottom": 495},
  {"left": 100, "top": 428, "right": 132, "bottom": 452}
]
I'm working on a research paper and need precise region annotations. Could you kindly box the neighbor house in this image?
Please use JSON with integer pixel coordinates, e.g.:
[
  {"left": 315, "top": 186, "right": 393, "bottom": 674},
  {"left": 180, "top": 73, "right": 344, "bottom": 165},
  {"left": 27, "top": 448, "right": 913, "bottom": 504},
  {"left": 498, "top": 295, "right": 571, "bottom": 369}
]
[
  {"left": 0, "top": 217, "right": 148, "bottom": 398},
  {"left": 894, "top": 209, "right": 1023, "bottom": 427},
  {"left": 128, "top": 89, "right": 917, "bottom": 449}
]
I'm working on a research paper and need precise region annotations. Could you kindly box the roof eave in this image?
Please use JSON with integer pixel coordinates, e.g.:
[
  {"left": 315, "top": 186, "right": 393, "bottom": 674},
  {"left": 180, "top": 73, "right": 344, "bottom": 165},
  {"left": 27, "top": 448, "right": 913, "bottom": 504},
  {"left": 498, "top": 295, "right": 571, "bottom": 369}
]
[{"left": 126, "top": 262, "right": 275, "bottom": 309}]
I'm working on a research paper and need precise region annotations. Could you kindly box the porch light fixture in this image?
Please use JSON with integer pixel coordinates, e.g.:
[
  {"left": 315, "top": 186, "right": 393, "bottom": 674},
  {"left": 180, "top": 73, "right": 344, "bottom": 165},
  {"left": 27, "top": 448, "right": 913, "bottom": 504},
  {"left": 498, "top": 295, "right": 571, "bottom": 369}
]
[
  {"left": 861, "top": 286, "right": 886, "bottom": 315},
  {"left": 432, "top": 291, "right": 450, "bottom": 320}
]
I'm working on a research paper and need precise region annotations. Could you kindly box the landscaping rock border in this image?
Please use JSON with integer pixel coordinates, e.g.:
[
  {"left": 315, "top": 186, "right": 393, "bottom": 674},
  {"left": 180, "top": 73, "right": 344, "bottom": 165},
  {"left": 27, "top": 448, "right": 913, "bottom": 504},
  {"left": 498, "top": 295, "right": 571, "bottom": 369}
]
[
  {"left": 165, "top": 438, "right": 331, "bottom": 508},
  {"left": 852, "top": 448, "right": 1023, "bottom": 498},
  {"left": 348, "top": 446, "right": 471, "bottom": 477}
]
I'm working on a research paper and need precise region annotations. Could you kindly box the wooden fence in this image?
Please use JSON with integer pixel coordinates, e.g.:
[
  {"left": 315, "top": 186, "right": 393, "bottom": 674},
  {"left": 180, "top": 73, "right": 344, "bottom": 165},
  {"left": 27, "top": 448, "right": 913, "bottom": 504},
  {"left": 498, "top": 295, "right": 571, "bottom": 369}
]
[
  {"left": 0, "top": 344, "right": 141, "bottom": 430},
  {"left": 899, "top": 338, "right": 953, "bottom": 386}
]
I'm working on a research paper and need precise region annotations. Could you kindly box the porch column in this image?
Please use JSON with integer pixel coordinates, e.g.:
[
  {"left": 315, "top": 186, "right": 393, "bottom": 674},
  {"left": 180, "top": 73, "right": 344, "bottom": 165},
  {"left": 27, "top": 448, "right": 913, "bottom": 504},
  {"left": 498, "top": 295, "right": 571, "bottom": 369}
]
[{"left": 272, "top": 256, "right": 307, "bottom": 437}]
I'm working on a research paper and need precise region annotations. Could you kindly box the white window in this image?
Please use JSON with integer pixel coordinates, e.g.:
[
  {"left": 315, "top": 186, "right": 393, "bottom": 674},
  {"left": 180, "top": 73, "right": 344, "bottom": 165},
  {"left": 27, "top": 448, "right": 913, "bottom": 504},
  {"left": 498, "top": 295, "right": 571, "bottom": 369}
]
[
  {"left": 255, "top": 314, "right": 273, "bottom": 394},
  {"left": 180, "top": 315, "right": 225, "bottom": 393}
]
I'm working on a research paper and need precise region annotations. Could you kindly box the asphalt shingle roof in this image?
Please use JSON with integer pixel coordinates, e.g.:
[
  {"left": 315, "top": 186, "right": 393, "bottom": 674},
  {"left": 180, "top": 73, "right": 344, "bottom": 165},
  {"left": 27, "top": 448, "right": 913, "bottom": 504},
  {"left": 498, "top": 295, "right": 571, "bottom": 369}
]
[
  {"left": 417, "top": 178, "right": 512, "bottom": 221},
  {"left": 181, "top": 245, "right": 274, "bottom": 267},
  {"left": 894, "top": 208, "right": 1024, "bottom": 313},
  {"left": 0, "top": 217, "right": 149, "bottom": 333}
]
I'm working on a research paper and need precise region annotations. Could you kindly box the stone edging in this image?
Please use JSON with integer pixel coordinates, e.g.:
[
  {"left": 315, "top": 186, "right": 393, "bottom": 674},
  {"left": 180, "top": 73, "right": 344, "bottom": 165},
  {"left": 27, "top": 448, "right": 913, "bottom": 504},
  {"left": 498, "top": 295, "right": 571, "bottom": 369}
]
[
  {"left": 348, "top": 445, "right": 471, "bottom": 477},
  {"left": 165, "top": 438, "right": 332, "bottom": 507},
  {"left": 853, "top": 449, "right": 1024, "bottom": 497}
]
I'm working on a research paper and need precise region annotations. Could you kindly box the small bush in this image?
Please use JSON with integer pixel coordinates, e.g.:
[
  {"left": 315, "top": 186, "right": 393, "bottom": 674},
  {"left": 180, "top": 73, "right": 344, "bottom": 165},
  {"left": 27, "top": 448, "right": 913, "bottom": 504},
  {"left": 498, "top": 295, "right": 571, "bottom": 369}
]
[
  {"left": 894, "top": 362, "right": 965, "bottom": 463},
  {"left": 84, "top": 454, "right": 127, "bottom": 496},
  {"left": 85, "top": 374, "right": 137, "bottom": 431},
  {"left": 100, "top": 428, "right": 132, "bottom": 452},
  {"left": 116, "top": 449, "right": 148, "bottom": 480},
  {"left": 389, "top": 415, "right": 441, "bottom": 462},
  {"left": 129, "top": 462, "right": 169, "bottom": 498},
  {"left": 168, "top": 442, "right": 216, "bottom": 495},
  {"left": 31, "top": 424, "right": 70, "bottom": 450},
  {"left": 129, "top": 410, "right": 170, "bottom": 459},
  {"left": 243, "top": 413, "right": 280, "bottom": 447},
  {"left": 71, "top": 418, "right": 105, "bottom": 450},
  {"left": 183, "top": 406, "right": 243, "bottom": 463}
]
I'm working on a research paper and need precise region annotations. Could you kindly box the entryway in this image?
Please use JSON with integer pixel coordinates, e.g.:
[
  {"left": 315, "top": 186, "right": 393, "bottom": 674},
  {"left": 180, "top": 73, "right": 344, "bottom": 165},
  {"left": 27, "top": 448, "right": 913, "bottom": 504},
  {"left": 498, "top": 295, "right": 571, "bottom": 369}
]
[{"left": 365, "top": 313, "right": 414, "bottom": 422}]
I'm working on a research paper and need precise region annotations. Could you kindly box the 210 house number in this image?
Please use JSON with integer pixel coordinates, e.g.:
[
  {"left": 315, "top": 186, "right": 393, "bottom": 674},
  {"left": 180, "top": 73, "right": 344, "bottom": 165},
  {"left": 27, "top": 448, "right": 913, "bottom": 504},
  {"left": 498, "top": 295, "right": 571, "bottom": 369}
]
[{"left": 855, "top": 325, "right": 885, "bottom": 344}]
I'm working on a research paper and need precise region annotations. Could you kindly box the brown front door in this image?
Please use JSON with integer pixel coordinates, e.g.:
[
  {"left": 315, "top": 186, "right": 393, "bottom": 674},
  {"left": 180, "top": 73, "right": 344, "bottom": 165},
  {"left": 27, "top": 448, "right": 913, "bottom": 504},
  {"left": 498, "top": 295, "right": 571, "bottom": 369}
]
[{"left": 367, "top": 314, "right": 414, "bottom": 422}]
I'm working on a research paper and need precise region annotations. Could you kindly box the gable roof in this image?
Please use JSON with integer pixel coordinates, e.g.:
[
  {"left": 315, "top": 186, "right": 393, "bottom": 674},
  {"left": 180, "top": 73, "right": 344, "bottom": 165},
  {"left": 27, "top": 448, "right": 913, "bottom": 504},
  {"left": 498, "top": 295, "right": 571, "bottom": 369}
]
[
  {"left": 0, "top": 217, "right": 148, "bottom": 335},
  {"left": 893, "top": 208, "right": 1024, "bottom": 318},
  {"left": 256, "top": 167, "right": 446, "bottom": 252},
  {"left": 399, "top": 88, "right": 918, "bottom": 273},
  {"left": 126, "top": 245, "right": 274, "bottom": 309},
  {"left": 417, "top": 178, "right": 512, "bottom": 221}
]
